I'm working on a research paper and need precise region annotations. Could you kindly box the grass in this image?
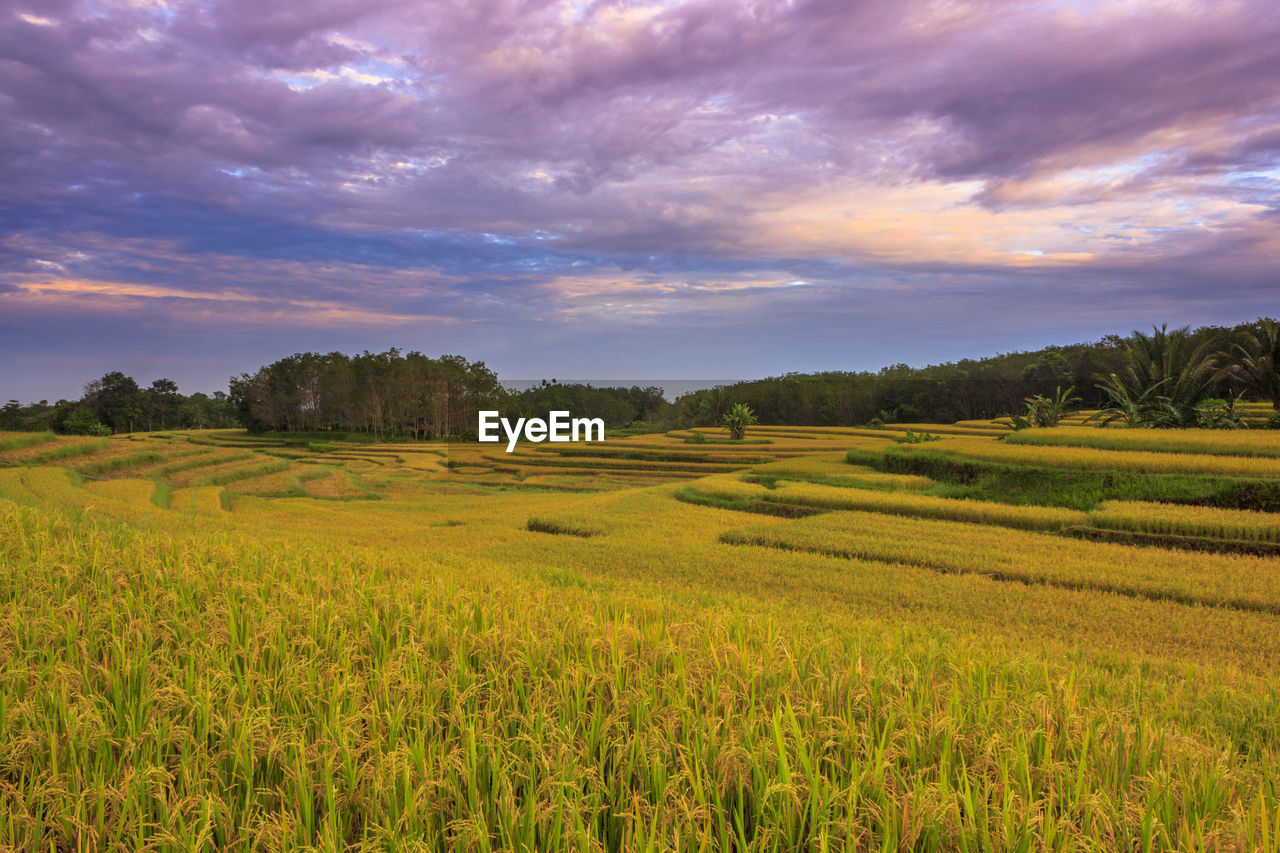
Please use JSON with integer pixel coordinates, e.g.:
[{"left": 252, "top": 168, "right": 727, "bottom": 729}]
[
  {"left": 0, "top": 430, "right": 56, "bottom": 452},
  {"left": 851, "top": 446, "right": 1280, "bottom": 511},
  {"left": 150, "top": 480, "right": 172, "bottom": 509},
  {"left": 525, "top": 514, "right": 605, "bottom": 537},
  {"left": 2, "top": 427, "right": 1280, "bottom": 849}
]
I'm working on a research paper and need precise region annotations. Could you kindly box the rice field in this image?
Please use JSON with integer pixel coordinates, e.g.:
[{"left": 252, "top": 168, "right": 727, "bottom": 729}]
[
  {"left": 1009, "top": 426, "right": 1280, "bottom": 457},
  {"left": 2, "top": 423, "right": 1280, "bottom": 850}
]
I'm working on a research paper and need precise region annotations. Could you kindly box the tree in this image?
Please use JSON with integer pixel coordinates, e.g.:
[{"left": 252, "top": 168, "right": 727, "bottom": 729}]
[
  {"left": 146, "top": 378, "right": 179, "bottom": 430},
  {"left": 721, "top": 402, "right": 758, "bottom": 440},
  {"left": 1022, "top": 385, "right": 1080, "bottom": 427},
  {"left": 1222, "top": 318, "right": 1280, "bottom": 410},
  {"left": 1118, "top": 325, "right": 1218, "bottom": 416},
  {"left": 1087, "top": 374, "right": 1167, "bottom": 428},
  {"left": 90, "top": 372, "right": 143, "bottom": 434}
]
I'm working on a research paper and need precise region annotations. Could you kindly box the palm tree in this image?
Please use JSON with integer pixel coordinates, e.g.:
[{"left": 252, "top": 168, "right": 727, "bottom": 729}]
[
  {"left": 1087, "top": 374, "right": 1167, "bottom": 427},
  {"left": 1121, "top": 325, "right": 1219, "bottom": 408},
  {"left": 1222, "top": 319, "right": 1280, "bottom": 410}
]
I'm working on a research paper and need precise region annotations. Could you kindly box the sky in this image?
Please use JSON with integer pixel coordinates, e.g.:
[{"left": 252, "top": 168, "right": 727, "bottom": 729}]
[{"left": 2, "top": 0, "right": 1278, "bottom": 402}]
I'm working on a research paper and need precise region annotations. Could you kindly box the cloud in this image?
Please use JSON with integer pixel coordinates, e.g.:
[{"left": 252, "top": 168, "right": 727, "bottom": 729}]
[{"left": 0, "top": 0, "right": 1277, "bottom": 400}]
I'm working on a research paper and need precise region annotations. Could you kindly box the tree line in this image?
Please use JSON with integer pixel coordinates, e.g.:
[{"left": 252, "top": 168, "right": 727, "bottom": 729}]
[
  {"left": 665, "top": 318, "right": 1280, "bottom": 430},
  {"left": 2, "top": 372, "right": 239, "bottom": 435},
  {"left": 4, "top": 318, "right": 1277, "bottom": 437}
]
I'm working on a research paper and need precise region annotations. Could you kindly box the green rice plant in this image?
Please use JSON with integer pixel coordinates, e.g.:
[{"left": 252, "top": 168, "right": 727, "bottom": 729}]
[
  {"left": 526, "top": 515, "right": 605, "bottom": 537},
  {"left": 150, "top": 480, "right": 172, "bottom": 509},
  {"left": 752, "top": 455, "right": 934, "bottom": 490},
  {"left": 850, "top": 446, "right": 1280, "bottom": 511},
  {"left": 21, "top": 439, "right": 111, "bottom": 464},
  {"left": 0, "top": 430, "right": 56, "bottom": 452}
]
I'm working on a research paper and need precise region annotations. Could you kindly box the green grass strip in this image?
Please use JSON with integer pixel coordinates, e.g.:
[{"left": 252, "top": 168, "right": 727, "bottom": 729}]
[
  {"left": 21, "top": 440, "right": 110, "bottom": 465},
  {"left": 0, "top": 431, "right": 57, "bottom": 452},
  {"left": 150, "top": 481, "right": 172, "bottom": 509}
]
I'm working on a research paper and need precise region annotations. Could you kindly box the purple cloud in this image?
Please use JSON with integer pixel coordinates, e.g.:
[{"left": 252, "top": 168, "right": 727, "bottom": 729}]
[{"left": 1, "top": 0, "right": 1277, "bottom": 401}]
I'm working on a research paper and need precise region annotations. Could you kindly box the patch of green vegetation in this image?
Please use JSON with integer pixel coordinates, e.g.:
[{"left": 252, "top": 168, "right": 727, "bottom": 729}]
[
  {"left": 196, "top": 460, "right": 291, "bottom": 487},
  {"left": 150, "top": 481, "right": 172, "bottom": 509},
  {"left": 0, "top": 431, "right": 57, "bottom": 452},
  {"left": 526, "top": 517, "right": 603, "bottom": 538},
  {"left": 848, "top": 447, "right": 1280, "bottom": 511},
  {"left": 21, "top": 440, "right": 110, "bottom": 465},
  {"left": 149, "top": 450, "right": 250, "bottom": 479},
  {"left": 76, "top": 450, "right": 169, "bottom": 479}
]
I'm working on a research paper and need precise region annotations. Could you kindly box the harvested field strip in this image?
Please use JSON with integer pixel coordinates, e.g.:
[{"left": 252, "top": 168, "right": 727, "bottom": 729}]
[
  {"left": 1090, "top": 500, "right": 1280, "bottom": 543},
  {"left": 1009, "top": 426, "right": 1280, "bottom": 458},
  {"left": 224, "top": 469, "right": 307, "bottom": 495},
  {"left": 296, "top": 466, "right": 337, "bottom": 483},
  {"left": 533, "top": 446, "right": 784, "bottom": 464},
  {"left": 195, "top": 460, "right": 292, "bottom": 487},
  {"left": 751, "top": 456, "right": 934, "bottom": 490},
  {"left": 720, "top": 510, "right": 1280, "bottom": 613},
  {"left": 83, "top": 479, "right": 161, "bottom": 509},
  {"left": 480, "top": 454, "right": 743, "bottom": 474},
  {"left": 165, "top": 485, "right": 225, "bottom": 513},
  {"left": 689, "top": 475, "right": 1088, "bottom": 531},
  {"left": 323, "top": 452, "right": 401, "bottom": 465},
  {"left": 882, "top": 423, "right": 1010, "bottom": 437},
  {"left": 5, "top": 438, "right": 111, "bottom": 465},
  {"left": 674, "top": 486, "right": 825, "bottom": 518},
  {"left": 165, "top": 458, "right": 265, "bottom": 487},
  {"left": 750, "top": 427, "right": 901, "bottom": 439},
  {"left": 143, "top": 449, "right": 250, "bottom": 479},
  {"left": 484, "top": 462, "right": 705, "bottom": 480},
  {"left": 299, "top": 469, "right": 367, "bottom": 498},
  {"left": 76, "top": 449, "right": 173, "bottom": 479}
]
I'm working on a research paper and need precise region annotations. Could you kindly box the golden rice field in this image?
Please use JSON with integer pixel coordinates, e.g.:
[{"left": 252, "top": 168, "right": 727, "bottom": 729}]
[{"left": 2, "top": 421, "right": 1280, "bottom": 851}]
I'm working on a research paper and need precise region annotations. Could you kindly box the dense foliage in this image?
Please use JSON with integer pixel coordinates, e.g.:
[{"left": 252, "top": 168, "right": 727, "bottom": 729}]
[
  {"left": 670, "top": 318, "right": 1278, "bottom": 428},
  {"left": 4, "top": 318, "right": 1278, "bottom": 435},
  {"left": 227, "top": 350, "right": 504, "bottom": 438},
  {"left": 1, "top": 372, "right": 239, "bottom": 435},
  {"left": 501, "top": 380, "right": 668, "bottom": 428}
]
